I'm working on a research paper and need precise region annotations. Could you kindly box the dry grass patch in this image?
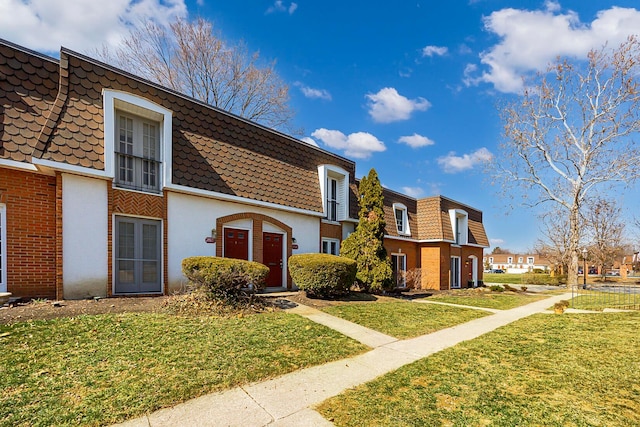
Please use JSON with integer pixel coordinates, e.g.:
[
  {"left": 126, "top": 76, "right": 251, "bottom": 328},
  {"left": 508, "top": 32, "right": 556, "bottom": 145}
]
[{"left": 318, "top": 312, "right": 640, "bottom": 426}]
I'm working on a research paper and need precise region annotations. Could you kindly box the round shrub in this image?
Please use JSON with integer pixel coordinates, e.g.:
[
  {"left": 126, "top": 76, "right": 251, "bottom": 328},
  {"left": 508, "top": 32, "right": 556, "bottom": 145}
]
[
  {"left": 182, "top": 256, "right": 269, "bottom": 303},
  {"left": 288, "top": 253, "right": 357, "bottom": 297}
]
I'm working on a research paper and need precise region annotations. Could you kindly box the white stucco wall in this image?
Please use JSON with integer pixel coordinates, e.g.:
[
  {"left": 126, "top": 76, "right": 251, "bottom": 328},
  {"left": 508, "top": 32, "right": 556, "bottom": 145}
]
[
  {"left": 62, "top": 174, "right": 108, "bottom": 299},
  {"left": 166, "top": 192, "right": 321, "bottom": 292}
]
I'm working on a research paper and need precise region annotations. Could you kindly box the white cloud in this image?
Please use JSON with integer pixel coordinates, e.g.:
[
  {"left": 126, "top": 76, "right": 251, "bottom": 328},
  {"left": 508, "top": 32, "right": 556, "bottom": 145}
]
[
  {"left": 366, "top": 87, "right": 430, "bottom": 123},
  {"left": 469, "top": 5, "right": 640, "bottom": 93},
  {"left": 437, "top": 147, "right": 493, "bottom": 173},
  {"left": 490, "top": 238, "right": 505, "bottom": 246},
  {"left": 401, "top": 186, "right": 424, "bottom": 198},
  {"left": 422, "top": 45, "right": 448, "bottom": 57},
  {"left": 0, "top": 0, "right": 188, "bottom": 54},
  {"left": 266, "top": 1, "right": 297, "bottom": 15},
  {"left": 300, "top": 137, "right": 319, "bottom": 147},
  {"left": 311, "top": 128, "right": 386, "bottom": 159},
  {"left": 398, "top": 133, "right": 435, "bottom": 148},
  {"left": 294, "top": 82, "right": 332, "bottom": 100}
]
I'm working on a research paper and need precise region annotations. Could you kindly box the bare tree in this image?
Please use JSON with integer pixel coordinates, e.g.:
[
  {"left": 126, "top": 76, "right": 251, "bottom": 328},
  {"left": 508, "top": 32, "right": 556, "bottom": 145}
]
[
  {"left": 534, "top": 207, "right": 578, "bottom": 275},
  {"left": 496, "top": 36, "right": 640, "bottom": 288},
  {"left": 584, "top": 198, "right": 626, "bottom": 278},
  {"left": 99, "top": 18, "right": 296, "bottom": 132}
]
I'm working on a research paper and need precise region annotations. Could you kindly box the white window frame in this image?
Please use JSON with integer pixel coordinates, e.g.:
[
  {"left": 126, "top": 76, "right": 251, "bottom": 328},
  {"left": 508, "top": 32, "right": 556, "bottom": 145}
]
[
  {"left": 489, "top": 257, "right": 494, "bottom": 264},
  {"left": 0, "top": 204, "right": 6, "bottom": 293},
  {"left": 507, "top": 257, "right": 513, "bottom": 264},
  {"left": 450, "top": 256, "right": 461, "bottom": 289},
  {"left": 318, "top": 165, "right": 350, "bottom": 222},
  {"left": 449, "top": 209, "right": 468, "bottom": 245},
  {"left": 518, "top": 257, "right": 523, "bottom": 263},
  {"left": 321, "top": 238, "right": 340, "bottom": 256},
  {"left": 527, "top": 257, "right": 534, "bottom": 264},
  {"left": 392, "top": 203, "right": 410, "bottom": 236},
  {"left": 103, "top": 90, "right": 172, "bottom": 193},
  {"left": 391, "top": 253, "right": 407, "bottom": 287}
]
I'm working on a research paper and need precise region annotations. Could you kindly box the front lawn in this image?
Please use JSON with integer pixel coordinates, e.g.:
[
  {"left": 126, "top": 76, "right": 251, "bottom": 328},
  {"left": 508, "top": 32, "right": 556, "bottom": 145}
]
[
  {"left": 322, "top": 301, "right": 489, "bottom": 339},
  {"left": 0, "top": 312, "right": 367, "bottom": 426},
  {"left": 318, "top": 312, "right": 640, "bottom": 426},
  {"left": 427, "top": 292, "right": 546, "bottom": 310}
]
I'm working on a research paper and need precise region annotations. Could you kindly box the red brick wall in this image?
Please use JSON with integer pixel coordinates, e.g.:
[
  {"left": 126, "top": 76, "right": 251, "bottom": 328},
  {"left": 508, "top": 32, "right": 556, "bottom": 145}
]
[{"left": 0, "top": 168, "right": 57, "bottom": 299}]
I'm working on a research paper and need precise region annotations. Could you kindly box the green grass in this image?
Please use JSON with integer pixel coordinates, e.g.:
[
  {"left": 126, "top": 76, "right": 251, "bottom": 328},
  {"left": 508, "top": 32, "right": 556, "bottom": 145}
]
[
  {"left": 483, "top": 273, "right": 525, "bottom": 284},
  {"left": 427, "top": 292, "right": 547, "bottom": 310},
  {"left": 322, "top": 302, "right": 489, "bottom": 339},
  {"left": 318, "top": 312, "right": 640, "bottom": 426},
  {"left": 0, "top": 312, "right": 367, "bottom": 426}
]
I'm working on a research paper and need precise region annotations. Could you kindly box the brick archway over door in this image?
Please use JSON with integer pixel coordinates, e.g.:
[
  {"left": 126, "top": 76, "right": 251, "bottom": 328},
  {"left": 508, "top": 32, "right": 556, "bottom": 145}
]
[{"left": 216, "top": 212, "right": 293, "bottom": 289}]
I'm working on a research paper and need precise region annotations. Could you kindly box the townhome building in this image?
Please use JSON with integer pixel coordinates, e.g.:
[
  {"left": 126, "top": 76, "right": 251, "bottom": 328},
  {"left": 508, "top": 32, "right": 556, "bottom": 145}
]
[{"left": 1, "top": 39, "right": 489, "bottom": 300}]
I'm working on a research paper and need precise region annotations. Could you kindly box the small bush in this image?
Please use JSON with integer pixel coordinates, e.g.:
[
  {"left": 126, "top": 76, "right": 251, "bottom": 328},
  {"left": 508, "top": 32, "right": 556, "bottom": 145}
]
[
  {"left": 490, "top": 285, "right": 505, "bottom": 292},
  {"left": 504, "top": 284, "right": 519, "bottom": 292},
  {"left": 521, "top": 273, "right": 567, "bottom": 286},
  {"left": 182, "top": 256, "right": 269, "bottom": 306},
  {"left": 289, "top": 253, "right": 357, "bottom": 298},
  {"left": 553, "top": 300, "right": 570, "bottom": 313}
]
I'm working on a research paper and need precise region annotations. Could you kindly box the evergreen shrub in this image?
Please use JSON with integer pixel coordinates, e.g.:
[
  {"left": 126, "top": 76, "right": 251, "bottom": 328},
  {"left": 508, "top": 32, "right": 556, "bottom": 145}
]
[
  {"left": 182, "top": 256, "right": 269, "bottom": 303},
  {"left": 288, "top": 253, "right": 356, "bottom": 297}
]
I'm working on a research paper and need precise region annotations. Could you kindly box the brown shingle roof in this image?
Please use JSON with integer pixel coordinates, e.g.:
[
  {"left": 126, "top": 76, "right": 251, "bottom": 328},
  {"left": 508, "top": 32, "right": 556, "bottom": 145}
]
[
  {"left": 0, "top": 40, "right": 59, "bottom": 163},
  {"left": 17, "top": 45, "right": 357, "bottom": 213},
  {"left": 381, "top": 187, "right": 418, "bottom": 239}
]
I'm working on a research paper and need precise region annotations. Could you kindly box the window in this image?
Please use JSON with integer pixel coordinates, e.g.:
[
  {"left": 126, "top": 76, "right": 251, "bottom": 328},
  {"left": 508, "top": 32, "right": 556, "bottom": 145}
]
[
  {"left": 115, "top": 216, "right": 162, "bottom": 294},
  {"left": 322, "top": 238, "right": 340, "bottom": 256},
  {"left": 318, "top": 165, "right": 349, "bottom": 222},
  {"left": 391, "top": 254, "right": 407, "bottom": 287},
  {"left": 115, "top": 111, "right": 161, "bottom": 192},
  {"left": 392, "top": 203, "right": 410, "bottom": 235},
  {"left": 0, "top": 204, "right": 6, "bottom": 293},
  {"left": 507, "top": 257, "right": 513, "bottom": 264},
  {"left": 327, "top": 177, "right": 338, "bottom": 222},
  {"left": 518, "top": 257, "right": 523, "bottom": 263},
  {"left": 527, "top": 257, "right": 534, "bottom": 264},
  {"left": 103, "top": 90, "right": 172, "bottom": 194},
  {"left": 449, "top": 209, "right": 468, "bottom": 245},
  {"left": 450, "top": 257, "right": 461, "bottom": 289},
  {"left": 489, "top": 257, "right": 494, "bottom": 264}
]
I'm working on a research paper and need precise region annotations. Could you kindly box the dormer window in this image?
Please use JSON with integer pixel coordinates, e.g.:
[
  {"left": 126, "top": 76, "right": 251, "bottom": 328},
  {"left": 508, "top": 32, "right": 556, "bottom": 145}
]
[
  {"left": 103, "top": 90, "right": 172, "bottom": 194},
  {"left": 449, "top": 209, "right": 468, "bottom": 245},
  {"left": 393, "top": 203, "right": 410, "bottom": 235},
  {"left": 318, "top": 165, "right": 349, "bottom": 222}
]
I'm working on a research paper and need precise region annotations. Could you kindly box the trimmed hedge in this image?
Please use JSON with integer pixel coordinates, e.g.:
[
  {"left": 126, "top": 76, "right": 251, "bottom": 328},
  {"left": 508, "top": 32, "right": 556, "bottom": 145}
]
[
  {"left": 182, "top": 256, "right": 269, "bottom": 298},
  {"left": 288, "top": 253, "right": 357, "bottom": 297}
]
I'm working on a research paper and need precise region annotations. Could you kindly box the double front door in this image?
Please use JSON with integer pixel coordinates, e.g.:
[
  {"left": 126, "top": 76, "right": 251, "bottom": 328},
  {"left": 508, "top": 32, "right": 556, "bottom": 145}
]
[{"left": 223, "top": 228, "right": 283, "bottom": 287}]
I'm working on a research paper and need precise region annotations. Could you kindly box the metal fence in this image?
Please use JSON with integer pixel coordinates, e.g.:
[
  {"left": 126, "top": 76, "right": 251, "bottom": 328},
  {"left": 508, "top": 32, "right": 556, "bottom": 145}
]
[{"left": 571, "top": 283, "right": 640, "bottom": 311}]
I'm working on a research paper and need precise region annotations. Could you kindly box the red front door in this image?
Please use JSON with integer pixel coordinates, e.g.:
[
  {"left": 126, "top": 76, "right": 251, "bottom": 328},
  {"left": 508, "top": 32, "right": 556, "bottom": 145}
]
[
  {"left": 224, "top": 228, "right": 249, "bottom": 260},
  {"left": 263, "top": 232, "right": 283, "bottom": 287}
]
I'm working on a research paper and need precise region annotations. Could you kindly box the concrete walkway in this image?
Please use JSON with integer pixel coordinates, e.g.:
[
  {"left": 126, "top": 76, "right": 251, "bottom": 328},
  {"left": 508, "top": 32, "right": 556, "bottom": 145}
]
[{"left": 115, "top": 293, "right": 573, "bottom": 427}]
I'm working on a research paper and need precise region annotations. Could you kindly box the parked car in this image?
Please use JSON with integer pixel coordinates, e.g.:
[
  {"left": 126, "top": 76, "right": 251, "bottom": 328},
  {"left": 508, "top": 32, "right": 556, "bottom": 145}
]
[{"left": 490, "top": 269, "right": 505, "bottom": 274}]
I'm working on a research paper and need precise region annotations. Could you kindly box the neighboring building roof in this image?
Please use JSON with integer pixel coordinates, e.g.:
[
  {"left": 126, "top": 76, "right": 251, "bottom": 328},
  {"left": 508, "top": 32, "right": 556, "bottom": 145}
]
[
  {"left": 380, "top": 189, "right": 489, "bottom": 247},
  {"left": 485, "top": 253, "right": 551, "bottom": 265}
]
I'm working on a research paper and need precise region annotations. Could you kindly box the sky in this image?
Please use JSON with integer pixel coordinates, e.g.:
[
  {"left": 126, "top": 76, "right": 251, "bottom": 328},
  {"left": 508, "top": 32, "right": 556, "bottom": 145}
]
[{"left": 2, "top": 0, "right": 640, "bottom": 253}]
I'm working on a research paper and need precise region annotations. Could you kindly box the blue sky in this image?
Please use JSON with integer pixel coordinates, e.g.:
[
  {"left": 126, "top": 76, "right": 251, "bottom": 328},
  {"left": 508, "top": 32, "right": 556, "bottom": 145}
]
[{"left": 2, "top": 0, "right": 640, "bottom": 252}]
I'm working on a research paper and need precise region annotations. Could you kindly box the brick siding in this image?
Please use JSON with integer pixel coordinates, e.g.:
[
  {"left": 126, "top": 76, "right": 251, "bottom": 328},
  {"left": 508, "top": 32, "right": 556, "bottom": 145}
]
[{"left": 0, "top": 168, "right": 57, "bottom": 298}]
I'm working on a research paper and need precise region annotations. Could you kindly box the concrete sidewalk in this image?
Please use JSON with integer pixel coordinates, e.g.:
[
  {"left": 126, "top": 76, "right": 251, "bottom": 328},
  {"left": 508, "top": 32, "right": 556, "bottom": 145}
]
[{"left": 115, "top": 293, "right": 572, "bottom": 427}]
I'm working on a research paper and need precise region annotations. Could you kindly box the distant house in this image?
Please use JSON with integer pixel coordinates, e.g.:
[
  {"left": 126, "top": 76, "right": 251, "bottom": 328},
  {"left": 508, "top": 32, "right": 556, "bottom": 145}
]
[
  {"left": 381, "top": 189, "right": 489, "bottom": 290},
  {"left": 0, "top": 39, "right": 489, "bottom": 299},
  {"left": 483, "top": 253, "right": 551, "bottom": 274}
]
